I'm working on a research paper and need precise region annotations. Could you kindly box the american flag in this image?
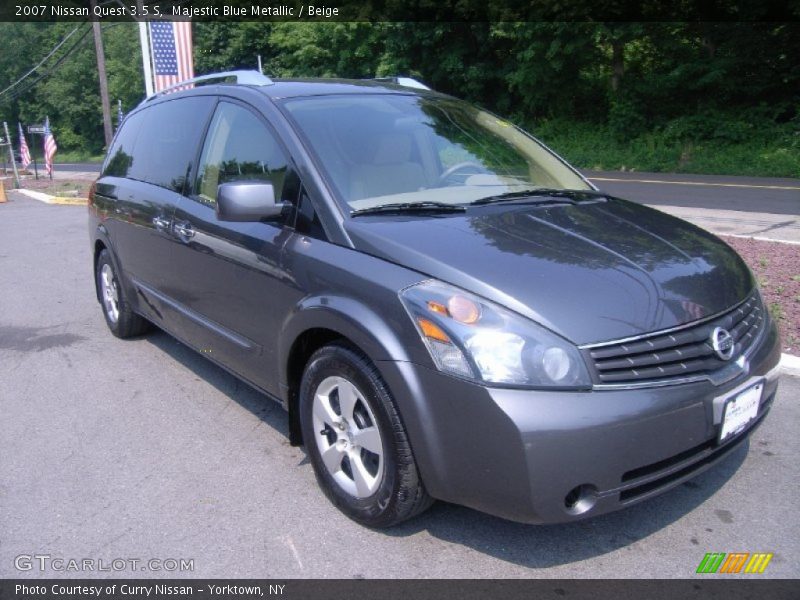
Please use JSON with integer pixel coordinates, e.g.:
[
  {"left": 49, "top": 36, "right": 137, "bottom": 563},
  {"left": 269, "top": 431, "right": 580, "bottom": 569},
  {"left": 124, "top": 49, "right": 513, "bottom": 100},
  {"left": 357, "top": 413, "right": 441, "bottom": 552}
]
[
  {"left": 149, "top": 22, "right": 194, "bottom": 93},
  {"left": 43, "top": 116, "right": 57, "bottom": 176},
  {"left": 17, "top": 123, "right": 31, "bottom": 170}
]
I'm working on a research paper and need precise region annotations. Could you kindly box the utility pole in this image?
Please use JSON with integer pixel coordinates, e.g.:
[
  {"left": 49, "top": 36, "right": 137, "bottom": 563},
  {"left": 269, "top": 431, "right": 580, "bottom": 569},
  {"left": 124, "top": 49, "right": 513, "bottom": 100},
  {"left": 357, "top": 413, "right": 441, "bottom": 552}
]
[
  {"left": 90, "top": 0, "right": 113, "bottom": 147},
  {"left": 2, "top": 122, "right": 21, "bottom": 189},
  {"left": 137, "top": 1, "right": 154, "bottom": 96}
]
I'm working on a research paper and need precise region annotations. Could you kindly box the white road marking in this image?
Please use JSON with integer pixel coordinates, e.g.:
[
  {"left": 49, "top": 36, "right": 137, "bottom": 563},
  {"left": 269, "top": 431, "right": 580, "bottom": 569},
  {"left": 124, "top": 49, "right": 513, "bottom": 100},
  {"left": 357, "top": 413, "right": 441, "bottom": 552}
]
[
  {"left": 283, "top": 535, "right": 304, "bottom": 569},
  {"left": 590, "top": 177, "right": 800, "bottom": 191}
]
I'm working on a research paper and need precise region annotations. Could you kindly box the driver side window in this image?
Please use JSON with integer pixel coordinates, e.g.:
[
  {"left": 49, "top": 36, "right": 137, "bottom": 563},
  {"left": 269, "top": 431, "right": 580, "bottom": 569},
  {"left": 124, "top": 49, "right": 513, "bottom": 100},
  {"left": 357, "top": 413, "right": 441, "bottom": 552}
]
[{"left": 195, "top": 102, "right": 289, "bottom": 206}]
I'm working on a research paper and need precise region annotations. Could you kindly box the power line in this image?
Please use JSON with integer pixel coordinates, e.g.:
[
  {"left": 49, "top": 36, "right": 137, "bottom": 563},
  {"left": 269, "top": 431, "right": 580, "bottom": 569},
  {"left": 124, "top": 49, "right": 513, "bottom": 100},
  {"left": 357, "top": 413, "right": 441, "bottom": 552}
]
[
  {"left": 1, "top": 23, "right": 128, "bottom": 105},
  {"left": 0, "top": 25, "right": 84, "bottom": 98},
  {"left": 1, "top": 26, "right": 94, "bottom": 104}
]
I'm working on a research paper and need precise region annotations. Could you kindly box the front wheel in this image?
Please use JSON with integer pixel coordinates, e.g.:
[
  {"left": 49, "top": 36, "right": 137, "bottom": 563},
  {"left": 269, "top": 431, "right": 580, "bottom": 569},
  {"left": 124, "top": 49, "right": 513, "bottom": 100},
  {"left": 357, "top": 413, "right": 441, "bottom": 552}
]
[
  {"left": 95, "top": 249, "right": 150, "bottom": 338},
  {"left": 299, "top": 343, "right": 433, "bottom": 528}
]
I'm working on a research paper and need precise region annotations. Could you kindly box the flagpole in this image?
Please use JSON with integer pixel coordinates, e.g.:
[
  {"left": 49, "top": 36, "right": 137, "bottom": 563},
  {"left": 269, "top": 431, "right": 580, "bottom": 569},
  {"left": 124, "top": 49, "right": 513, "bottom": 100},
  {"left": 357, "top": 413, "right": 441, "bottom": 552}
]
[
  {"left": 44, "top": 116, "right": 53, "bottom": 181},
  {"left": 30, "top": 127, "right": 38, "bottom": 180},
  {"left": 138, "top": 19, "right": 154, "bottom": 97},
  {"left": 17, "top": 123, "right": 30, "bottom": 187}
]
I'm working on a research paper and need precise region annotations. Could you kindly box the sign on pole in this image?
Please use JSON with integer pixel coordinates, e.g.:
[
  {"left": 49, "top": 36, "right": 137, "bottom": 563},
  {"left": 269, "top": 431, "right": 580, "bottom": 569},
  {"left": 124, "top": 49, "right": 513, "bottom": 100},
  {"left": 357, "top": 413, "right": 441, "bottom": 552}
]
[{"left": 26, "top": 125, "right": 42, "bottom": 179}]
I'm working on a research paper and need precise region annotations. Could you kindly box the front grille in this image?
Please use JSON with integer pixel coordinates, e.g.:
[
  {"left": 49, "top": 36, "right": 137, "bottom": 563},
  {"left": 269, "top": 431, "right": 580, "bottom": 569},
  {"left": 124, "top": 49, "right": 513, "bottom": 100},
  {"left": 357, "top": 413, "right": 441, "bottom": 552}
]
[{"left": 587, "top": 292, "right": 764, "bottom": 385}]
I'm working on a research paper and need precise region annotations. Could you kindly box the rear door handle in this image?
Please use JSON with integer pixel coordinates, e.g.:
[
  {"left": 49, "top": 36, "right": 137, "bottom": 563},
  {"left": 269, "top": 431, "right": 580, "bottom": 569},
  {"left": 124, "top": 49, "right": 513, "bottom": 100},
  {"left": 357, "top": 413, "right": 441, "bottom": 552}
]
[{"left": 174, "top": 222, "right": 195, "bottom": 239}]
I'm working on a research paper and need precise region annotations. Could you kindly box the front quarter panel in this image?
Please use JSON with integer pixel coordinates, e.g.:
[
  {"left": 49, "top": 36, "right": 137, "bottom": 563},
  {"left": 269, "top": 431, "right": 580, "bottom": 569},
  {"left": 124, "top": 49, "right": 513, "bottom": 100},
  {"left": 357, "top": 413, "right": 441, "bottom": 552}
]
[{"left": 277, "top": 233, "right": 433, "bottom": 391}]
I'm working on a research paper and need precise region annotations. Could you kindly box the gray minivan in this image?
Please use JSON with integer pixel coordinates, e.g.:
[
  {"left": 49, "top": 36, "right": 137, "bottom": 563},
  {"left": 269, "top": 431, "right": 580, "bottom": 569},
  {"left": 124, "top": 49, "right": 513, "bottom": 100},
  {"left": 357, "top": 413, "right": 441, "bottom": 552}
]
[{"left": 89, "top": 71, "right": 781, "bottom": 527}]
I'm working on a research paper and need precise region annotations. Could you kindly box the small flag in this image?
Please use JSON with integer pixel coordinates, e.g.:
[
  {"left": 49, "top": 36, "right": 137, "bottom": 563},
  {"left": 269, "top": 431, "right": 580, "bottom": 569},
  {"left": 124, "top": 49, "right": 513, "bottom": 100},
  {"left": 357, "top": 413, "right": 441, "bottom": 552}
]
[
  {"left": 43, "top": 116, "right": 57, "bottom": 176},
  {"left": 117, "top": 100, "right": 124, "bottom": 130},
  {"left": 149, "top": 22, "right": 194, "bottom": 93},
  {"left": 18, "top": 123, "right": 31, "bottom": 169}
]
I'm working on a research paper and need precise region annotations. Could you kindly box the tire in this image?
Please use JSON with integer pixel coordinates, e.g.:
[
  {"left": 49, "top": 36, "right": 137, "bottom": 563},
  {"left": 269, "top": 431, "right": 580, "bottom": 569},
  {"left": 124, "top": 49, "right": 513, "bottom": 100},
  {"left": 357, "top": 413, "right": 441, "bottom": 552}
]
[
  {"left": 96, "top": 249, "right": 150, "bottom": 339},
  {"left": 299, "top": 343, "right": 433, "bottom": 528}
]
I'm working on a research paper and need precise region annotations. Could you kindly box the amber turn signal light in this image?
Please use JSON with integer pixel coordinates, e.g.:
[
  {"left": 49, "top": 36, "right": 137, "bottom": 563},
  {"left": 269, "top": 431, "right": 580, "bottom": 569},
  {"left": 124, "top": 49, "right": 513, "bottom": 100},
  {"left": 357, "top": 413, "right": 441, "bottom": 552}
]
[{"left": 417, "top": 318, "right": 451, "bottom": 343}]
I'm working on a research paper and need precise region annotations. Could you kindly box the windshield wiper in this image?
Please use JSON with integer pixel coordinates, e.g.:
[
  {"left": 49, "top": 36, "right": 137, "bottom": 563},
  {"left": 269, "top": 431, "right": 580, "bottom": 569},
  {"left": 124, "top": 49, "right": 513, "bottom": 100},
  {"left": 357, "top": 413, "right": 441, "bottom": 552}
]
[
  {"left": 470, "top": 189, "right": 608, "bottom": 206},
  {"left": 350, "top": 202, "right": 467, "bottom": 217}
]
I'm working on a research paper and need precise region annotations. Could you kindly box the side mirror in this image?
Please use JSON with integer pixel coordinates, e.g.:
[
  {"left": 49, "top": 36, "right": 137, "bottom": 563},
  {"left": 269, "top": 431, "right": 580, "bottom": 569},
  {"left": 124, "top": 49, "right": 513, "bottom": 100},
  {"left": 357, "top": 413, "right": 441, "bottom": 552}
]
[{"left": 216, "top": 181, "right": 288, "bottom": 222}]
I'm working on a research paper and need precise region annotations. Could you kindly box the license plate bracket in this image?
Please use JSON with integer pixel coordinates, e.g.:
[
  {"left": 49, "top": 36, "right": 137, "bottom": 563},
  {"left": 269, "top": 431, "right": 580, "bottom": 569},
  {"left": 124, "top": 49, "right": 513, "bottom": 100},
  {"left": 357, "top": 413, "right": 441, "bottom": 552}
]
[{"left": 718, "top": 382, "right": 763, "bottom": 443}]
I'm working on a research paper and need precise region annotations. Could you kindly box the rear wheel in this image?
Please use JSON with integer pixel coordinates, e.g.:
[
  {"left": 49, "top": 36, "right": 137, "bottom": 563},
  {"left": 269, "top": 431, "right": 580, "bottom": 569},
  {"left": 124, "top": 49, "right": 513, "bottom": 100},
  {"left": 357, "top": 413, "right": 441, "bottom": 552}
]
[
  {"left": 96, "top": 249, "right": 149, "bottom": 338},
  {"left": 299, "top": 343, "right": 433, "bottom": 527}
]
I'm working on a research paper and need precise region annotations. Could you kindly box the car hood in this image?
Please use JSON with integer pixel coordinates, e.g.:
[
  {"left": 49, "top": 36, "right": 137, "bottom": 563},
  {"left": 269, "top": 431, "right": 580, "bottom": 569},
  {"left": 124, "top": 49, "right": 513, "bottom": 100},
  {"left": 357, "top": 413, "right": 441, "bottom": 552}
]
[{"left": 344, "top": 198, "right": 754, "bottom": 344}]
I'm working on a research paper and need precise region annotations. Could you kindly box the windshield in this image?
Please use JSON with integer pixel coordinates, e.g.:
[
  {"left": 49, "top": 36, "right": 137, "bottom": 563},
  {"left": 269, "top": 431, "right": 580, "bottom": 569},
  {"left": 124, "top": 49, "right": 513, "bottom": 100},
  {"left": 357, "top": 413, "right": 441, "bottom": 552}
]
[{"left": 282, "top": 94, "right": 591, "bottom": 212}]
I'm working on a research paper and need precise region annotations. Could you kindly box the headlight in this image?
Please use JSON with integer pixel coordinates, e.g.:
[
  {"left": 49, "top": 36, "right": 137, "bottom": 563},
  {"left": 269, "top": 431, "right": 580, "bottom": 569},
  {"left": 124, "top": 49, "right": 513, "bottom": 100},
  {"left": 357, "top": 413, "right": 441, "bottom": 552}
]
[{"left": 400, "top": 281, "right": 591, "bottom": 389}]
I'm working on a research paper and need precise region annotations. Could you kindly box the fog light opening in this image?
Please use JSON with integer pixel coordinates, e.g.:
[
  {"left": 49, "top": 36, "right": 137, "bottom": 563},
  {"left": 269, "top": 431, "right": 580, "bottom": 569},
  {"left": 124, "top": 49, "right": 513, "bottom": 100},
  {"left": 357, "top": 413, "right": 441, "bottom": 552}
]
[{"left": 564, "top": 484, "right": 598, "bottom": 515}]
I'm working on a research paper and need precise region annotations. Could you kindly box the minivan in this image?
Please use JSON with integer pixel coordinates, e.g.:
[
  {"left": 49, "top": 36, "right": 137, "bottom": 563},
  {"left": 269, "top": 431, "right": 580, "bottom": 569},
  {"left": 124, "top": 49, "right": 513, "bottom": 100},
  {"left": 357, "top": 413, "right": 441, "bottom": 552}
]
[{"left": 89, "top": 71, "right": 781, "bottom": 527}]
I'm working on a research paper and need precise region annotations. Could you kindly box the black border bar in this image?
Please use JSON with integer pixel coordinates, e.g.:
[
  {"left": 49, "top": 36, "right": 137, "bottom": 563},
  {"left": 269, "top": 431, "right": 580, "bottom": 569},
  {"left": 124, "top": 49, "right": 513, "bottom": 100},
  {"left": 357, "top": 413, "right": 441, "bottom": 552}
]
[
  {"left": 3, "top": 0, "right": 800, "bottom": 22},
  {"left": 1, "top": 580, "right": 800, "bottom": 600}
]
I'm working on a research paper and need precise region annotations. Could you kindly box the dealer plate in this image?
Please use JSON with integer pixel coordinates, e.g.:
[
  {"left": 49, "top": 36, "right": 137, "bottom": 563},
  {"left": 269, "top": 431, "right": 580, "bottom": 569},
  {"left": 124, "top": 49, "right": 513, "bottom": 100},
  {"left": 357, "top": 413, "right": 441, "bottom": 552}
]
[{"left": 719, "top": 382, "right": 762, "bottom": 443}]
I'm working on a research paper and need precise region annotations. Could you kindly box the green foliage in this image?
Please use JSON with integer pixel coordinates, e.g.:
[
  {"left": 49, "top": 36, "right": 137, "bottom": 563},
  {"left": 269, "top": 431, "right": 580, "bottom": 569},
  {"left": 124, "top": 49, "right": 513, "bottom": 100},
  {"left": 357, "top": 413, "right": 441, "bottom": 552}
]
[
  {"left": 0, "top": 22, "right": 145, "bottom": 154},
  {"left": 532, "top": 115, "right": 800, "bottom": 177},
  {"left": 1, "top": 21, "right": 797, "bottom": 176},
  {"left": 769, "top": 302, "right": 785, "bottom": 321}
]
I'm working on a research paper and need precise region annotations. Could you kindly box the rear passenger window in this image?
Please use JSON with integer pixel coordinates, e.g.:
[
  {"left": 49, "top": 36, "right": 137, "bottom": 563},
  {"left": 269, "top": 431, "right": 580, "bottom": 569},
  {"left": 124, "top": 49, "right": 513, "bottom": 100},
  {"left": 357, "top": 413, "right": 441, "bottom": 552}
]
[
  {"left": 104, "top": 97, "right": 214, "bottom": 191},
  {"left": 103, "top": 110, "right": 145, "bottom": 178},
  {"left": 195, "top": 102, "right": 289, "bottom": 205},
  {"left": 130, "top": 96, "right": 215, "bottom": 192}
]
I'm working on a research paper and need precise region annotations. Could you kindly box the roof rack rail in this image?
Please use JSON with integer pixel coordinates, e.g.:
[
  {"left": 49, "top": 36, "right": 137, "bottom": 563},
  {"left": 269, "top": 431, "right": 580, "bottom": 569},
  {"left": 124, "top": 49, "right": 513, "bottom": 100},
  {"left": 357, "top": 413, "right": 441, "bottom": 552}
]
[
  {"left": 373, "top": 76, "right": 431, "bottom": 90},
  {"left": 146, "top": 70, "right": 274, "bottom": 101}
]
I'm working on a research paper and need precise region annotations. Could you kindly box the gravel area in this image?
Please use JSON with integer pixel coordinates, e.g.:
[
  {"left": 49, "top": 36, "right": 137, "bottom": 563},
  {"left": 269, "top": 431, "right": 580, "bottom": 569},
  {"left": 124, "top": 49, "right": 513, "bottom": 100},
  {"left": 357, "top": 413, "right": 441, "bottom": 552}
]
[
  {"left": 17, "top": 176, "right": 92, "bottom": 197},
  {"left": 722, "top": 236, "right": 800, "bottom": 356}
]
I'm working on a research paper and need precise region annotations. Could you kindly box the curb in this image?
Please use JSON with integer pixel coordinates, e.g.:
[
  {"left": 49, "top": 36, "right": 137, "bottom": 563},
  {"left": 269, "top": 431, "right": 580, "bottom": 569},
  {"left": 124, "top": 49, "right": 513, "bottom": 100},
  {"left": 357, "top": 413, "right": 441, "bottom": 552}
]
[
  {"left": 724, "top": 234, "right": 800, "bottom": 246},
  {"left": 781, "top": 353, "right": 800, "bottom": 377},
  {"left": 16, "top": 188, "right": 87, "bottom": 206}
]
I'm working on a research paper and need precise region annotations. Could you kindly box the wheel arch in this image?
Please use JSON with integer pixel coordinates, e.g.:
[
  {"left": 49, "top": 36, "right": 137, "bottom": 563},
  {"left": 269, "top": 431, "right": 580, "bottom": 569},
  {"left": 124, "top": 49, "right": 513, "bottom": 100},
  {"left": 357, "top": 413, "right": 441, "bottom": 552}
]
[
  {"left": 92, "top": 226, "right": 118, "bottom": 303},
  {"left": 92, "top": 226, "right": 138, "bottom": 312},
  {"left": 279, "top": 295, "right": 415, "bottom": 446},
  {"left": 93, "top": 239, "right": 107, "bottom": 303}
]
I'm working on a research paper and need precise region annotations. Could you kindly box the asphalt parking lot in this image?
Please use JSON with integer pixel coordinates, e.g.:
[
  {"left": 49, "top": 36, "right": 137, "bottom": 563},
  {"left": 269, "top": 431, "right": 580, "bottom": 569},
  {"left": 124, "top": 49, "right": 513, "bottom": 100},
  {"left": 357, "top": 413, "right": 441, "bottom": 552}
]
[{"left": 1, "top": 194, "right": 798, "bottom": 578}]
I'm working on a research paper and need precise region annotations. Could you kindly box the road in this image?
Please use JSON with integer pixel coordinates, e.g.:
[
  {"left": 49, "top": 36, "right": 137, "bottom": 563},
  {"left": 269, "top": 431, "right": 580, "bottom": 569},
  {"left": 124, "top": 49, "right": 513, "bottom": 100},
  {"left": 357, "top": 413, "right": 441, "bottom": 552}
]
[
  {"left": 583, "top": 171, "right": 800, "bottom": 244},
  {"left": 50, "top": 164, "right": 800, "bottom": 242},
  {"left": 1, "top": 193, "right": 798, "bottom": 579},
  {"left": 584, "top": 170, "right": 799, "bottom": 215}
]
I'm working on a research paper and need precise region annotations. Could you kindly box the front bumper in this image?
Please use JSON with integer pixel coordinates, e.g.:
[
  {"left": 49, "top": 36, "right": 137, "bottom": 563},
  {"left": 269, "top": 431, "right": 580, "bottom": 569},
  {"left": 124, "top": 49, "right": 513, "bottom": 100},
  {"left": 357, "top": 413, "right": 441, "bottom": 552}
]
[{"left": 378, "top": 319, "right": 782, "bottom": 524}]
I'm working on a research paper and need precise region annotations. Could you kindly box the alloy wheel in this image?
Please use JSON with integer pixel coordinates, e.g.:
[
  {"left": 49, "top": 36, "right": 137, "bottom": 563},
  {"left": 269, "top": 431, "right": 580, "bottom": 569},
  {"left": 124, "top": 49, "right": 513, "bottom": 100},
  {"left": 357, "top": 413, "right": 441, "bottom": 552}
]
[
  {"left": 100, "top": 263, "right": 120, "bottom": 323},
  {"left": 311, "top": 376, "right": 385, "bottom": 498}
]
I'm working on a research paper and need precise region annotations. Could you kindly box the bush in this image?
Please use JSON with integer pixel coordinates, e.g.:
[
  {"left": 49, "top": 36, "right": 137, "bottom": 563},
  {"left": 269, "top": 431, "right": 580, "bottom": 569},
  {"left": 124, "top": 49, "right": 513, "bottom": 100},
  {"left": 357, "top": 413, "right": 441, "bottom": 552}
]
[{"left": 529, "top": 116, "right": 799, "bottom": 177}]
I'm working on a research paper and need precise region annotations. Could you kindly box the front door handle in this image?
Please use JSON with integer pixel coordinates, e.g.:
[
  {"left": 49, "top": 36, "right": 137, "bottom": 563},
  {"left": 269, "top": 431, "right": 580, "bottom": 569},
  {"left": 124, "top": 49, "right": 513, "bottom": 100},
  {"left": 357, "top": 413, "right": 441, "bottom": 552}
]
[
  {"left": 152, "top": 216, "right": 170, "bottom": 230},
  {"left": 174, "top": 222, "right": 195, "bottom": 239}
]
